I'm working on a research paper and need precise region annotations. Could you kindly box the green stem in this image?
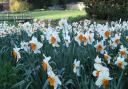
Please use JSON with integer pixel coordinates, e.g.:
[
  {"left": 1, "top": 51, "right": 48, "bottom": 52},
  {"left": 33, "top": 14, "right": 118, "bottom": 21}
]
[{"left": 116, "top": 69, "right": 125, "bottom": 89}]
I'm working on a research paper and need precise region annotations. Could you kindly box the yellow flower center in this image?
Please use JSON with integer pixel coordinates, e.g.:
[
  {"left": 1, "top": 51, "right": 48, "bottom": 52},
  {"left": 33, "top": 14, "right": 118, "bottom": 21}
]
[
  {"left": 78, "top": 34, "right": 84, "bottom": 42},
  {"left": 96, "top": 44, "right": 103, "bottom": 51},
  {"left": 102, "top": 78, "right": 109, "bottom": 87},
  {"left": 120, "top": 51, "right": 126, "bottom": 57},
  {"left": 117, "top": 61, "right": 123, "bottom": 68},
  {"left": 104, "top": 31, "right": 111, "bottom": 39},
  {"left": 96, "top": 71, "right": 100, "bottom": 77},
  {"left": 83, "top": 36, "right": 87, "bottom": 42},
  {"left": 51, "top": 36, "right": 57, "bottom": 44},
  {"left": 104, "top": 54, "right": 109, "bottom": 61},
  {"left": 42, "top": 61, "right": 48, "bottom": 71},
  {"left": 11, "top": 51, "right": 17, "bottom": 59},
  {"left": 115, "top": 39, "right": 120, "bottom": 44},
  {"left": 47, "top": 76, "right": 55, "bottom": 86},
  {"left": 31, "top": 43, "right": 37, "bottom": 51}
]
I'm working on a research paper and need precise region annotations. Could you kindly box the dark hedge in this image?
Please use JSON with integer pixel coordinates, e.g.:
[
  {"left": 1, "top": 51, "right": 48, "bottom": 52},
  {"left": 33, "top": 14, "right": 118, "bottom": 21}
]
[{"left": 84, "top": 0, "right": 128, "bottom": 20}]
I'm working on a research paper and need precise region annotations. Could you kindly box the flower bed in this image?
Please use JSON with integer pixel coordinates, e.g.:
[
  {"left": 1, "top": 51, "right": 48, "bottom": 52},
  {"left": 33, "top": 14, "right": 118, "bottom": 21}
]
[{"left": 0, "top": 19, "right": 128, "bottom": 89}]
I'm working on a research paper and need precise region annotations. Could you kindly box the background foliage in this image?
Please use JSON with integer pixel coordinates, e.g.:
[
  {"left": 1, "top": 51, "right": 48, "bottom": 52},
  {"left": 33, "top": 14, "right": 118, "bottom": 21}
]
[
  {"left": 10, "top": 0, "right": 31, "bottom": 12},
  {"left": 27, "top": 0, "right": 83, "bottom": 9},
  {"left": 84, "top": 0, "right": 128, "bottom": 20}
]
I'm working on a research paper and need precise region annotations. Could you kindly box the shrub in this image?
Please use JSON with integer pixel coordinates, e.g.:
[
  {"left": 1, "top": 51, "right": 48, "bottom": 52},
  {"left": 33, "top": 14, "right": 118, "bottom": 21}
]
[
  {"left": 10, "top": 0, "right": 30, "bottom": 12},
  {"left": 84, "top": 0, "right": 128, "bottom": 20}
]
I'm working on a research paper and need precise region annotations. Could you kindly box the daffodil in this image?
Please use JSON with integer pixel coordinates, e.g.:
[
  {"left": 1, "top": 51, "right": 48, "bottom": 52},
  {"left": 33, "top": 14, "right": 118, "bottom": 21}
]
[
  {"left": 104, "top": 51, "right": 111, "bottom": 64},
  {"left": 58, "top": 18, "right": 68, "bottom": 27},
  {"left": 119, "top": 45, "right": 127, "bottom": 58},
  {"left": 41, "top": 54, "right": 52, "bottom": 71},
  {"left": 111, "top": 34, "right": 120, "bottom": 47},
  {"left": 87, "top": 32, "right": 94, "bottom": 44},
  {"left": 73, "top": 59, "right": 81, "bottom": 76},
  {"left": 48, "top": 32, "right": 60, "bottom": 47},
  {"left": 63, "top": 34, "right": 71, "bottom": 47},
  {"left": 93, "top": 64, "right": 109, "bottom": 77},
  {"left": 47, "top": 70, "right": 61, "bottom": 89},
  {"left": 29, "top": 36, "right": 43, "bottom": 54},
  {"left": 93, "top": 56, "right": 109, "bottom": 77},
  {"left": 11, "top": 47, "right": 21, "bottom": 62},
  {"left": 100, "top": 30, "right": 111, "bottom": 40},
  {"left": 95, "top": 72, "right": 113, "bottom": 87},
  {"left": 95, "top": 56, "right": 102, "bottom": 64},
  {"left": 94, "top": 56, "right": 112, "bottom": 87},
  {"left": 22, "top": 22, "right": 34, "bottom": 37},
  {"left": 75, "top": 33, "right": 84, "bottom": 46},
  {"left": 94, "top": 41, "right": 105, "bottom": 54},
  {"left": 83, "top": 34, "right": 88, "bottom": 46},
  {"left": 20, "top": 41, "right": 30, "bottom": 52},
  {"left": 115, "top": 56, "right": 127, "bottom": 69}
]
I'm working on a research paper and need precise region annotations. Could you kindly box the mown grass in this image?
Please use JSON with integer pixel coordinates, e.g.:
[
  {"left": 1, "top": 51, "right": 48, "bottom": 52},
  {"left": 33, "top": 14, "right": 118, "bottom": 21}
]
[{"left": 0, "top": 10, "right": 86, "bottom": 20}]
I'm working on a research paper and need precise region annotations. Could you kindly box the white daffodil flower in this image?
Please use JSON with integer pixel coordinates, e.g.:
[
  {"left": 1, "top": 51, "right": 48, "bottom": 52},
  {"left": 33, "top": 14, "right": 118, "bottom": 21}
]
[
  {"left": 95, "top": 56, "right": 102, "bottom": 64},
  {"left": 87, "top": 32, "right": 94, "bottom": 44},
  {"left": 58, "top": 18, "right": 68, "bottom": 27},
  {"left": 63, "top": 34, "right": 71, "bottom": 47},
  {"left": 104, "top": 51, "right": 111, "bottom": 64},
  {"left": 115, "top": 56, "right": 127, "bottom": 69},
  {"left": 111, "top": 34, "right": 120, "bottom": 47},
  {"left": 29, "top": 36, "right": 43, "bottom": 54},
  {"left": 75, "top": 33, "right": 84, "bottom": 46},
  {"left": 42, "top": 54, "right": 52, "bottom": 71},
  {"left": 20, "top": 41, "right": 30, "bottom": 52},
  {"left": 94, "top": 41, "right": 105, "bottom": 54},
  {"left": 119, "top": 45, "right": 128, "bottom": 58},
  {"left": 48, "top": 31, "right": 60, "bottom": 47},
  {"left": 100, "top": 30, "right": 111, "bottom": 40},
  {"left": 47, "top": 70, "right": 61, "bottom": 89},
  {"left": 11, "top": 47, "right": 21, "bottom": 62},
  {"left": 95, "top": 72, "right": 113, "bottom": 87},
  {"left": 93, "top": 63, "right": 109, "bottom": 77},
  {"left": 73, "top": 59, "right": 81, "bottom": 76}
]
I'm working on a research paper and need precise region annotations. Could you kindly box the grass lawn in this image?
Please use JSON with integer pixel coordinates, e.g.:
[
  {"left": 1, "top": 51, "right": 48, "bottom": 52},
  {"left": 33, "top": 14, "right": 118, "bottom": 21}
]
[{"left": 0, "top": 10, "right": 86, "bottom": 20}]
